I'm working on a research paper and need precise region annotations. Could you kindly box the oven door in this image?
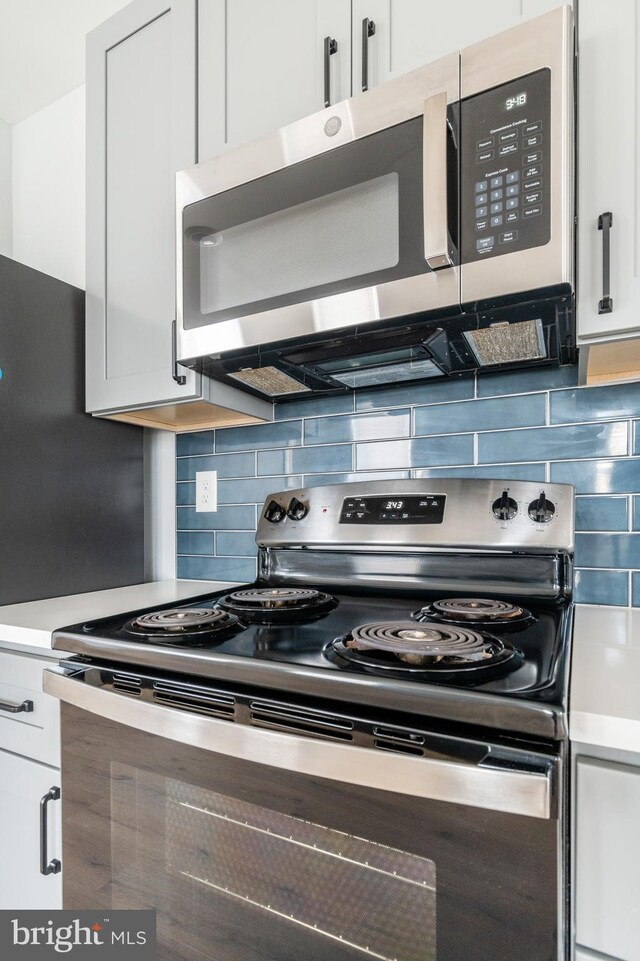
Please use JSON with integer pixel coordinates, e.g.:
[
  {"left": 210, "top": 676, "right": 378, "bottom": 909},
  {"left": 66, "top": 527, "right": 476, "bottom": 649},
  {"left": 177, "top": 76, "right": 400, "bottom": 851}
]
[
  {"left": 45, "top": 668, "right": 564, "bottom": 961},
  {"left": 176, "top": 55, "right": 460, "bottom": 365}
]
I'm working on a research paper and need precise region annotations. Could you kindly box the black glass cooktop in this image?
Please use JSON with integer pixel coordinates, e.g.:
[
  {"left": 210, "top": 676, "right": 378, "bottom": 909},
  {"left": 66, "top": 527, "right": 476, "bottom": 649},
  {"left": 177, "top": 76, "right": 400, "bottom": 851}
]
[{"left": 53, "top": 583, "right": 572, "bottom": 740}]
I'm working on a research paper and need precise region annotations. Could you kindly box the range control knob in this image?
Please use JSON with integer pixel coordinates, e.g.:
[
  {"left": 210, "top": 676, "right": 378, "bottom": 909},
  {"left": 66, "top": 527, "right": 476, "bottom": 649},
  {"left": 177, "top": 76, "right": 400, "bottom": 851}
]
[
  {"left": 286, "top": 496, "right": 308, "bottom": 521},
  {"left": 492, "top": 490, "right": 518, "bottom": 521},
  {"left": 528, "top": 491, "right": 556, "bottom": 523},
  {"left": 264, "top": 499, "right": 286, "bottom": 523}
]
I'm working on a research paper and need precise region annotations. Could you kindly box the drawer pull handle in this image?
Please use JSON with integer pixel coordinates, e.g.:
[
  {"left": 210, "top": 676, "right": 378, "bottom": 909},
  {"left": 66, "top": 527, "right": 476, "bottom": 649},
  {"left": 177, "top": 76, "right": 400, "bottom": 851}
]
[
  {"left": 0, "top": 697, "right": 33, "bottom": 714},
  {"left": 40, "top": 786, "right": 61, "bottom": 876}
]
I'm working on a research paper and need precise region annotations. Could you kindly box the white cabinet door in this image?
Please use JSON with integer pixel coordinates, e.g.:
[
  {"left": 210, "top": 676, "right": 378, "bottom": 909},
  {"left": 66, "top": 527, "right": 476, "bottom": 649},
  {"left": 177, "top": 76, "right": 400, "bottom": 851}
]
[
  {"left": 352, "top": 0, "right": 569, "bottom": 90},
  {"left": 576, "top": 757, "right": 640, "bottom": 961},
  {"left": 0, "top": 751, "right": 62, "bottom": 909},
  {"left": 86, "top": 0, "right": 201, "bottom": 415},
  {"left": 577, "top": 0, "right": 640, "bottom": 343},
  {"left": 199, "top": 0, "right": 351, "bottom": 160}
]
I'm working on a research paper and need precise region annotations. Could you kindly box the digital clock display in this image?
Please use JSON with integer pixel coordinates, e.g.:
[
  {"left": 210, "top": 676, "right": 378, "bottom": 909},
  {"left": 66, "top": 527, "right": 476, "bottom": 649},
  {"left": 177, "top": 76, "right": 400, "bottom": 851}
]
[
  {"left": 340, "top": 494, "right": 446, "bottom": 525},
  {"left": 506, "top": 92, "right": 527, "bottom": 110}
]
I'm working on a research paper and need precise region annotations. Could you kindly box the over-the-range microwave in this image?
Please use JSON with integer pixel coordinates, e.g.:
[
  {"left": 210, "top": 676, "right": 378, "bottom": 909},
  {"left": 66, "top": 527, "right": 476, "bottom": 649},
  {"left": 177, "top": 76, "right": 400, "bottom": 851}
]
[{"left": 176, "top": 6, "right": 574, "bottom": 401}]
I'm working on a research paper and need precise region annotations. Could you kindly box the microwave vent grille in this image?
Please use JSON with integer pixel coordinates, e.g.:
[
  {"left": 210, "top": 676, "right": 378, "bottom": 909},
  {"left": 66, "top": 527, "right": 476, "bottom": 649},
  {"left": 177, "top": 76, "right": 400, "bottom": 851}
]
[
  {"left": 463, "top": 319, "right": 546, "bottom": 367},
  {"left": 228, "top": 366, "right": 311, "bottom": 396}
]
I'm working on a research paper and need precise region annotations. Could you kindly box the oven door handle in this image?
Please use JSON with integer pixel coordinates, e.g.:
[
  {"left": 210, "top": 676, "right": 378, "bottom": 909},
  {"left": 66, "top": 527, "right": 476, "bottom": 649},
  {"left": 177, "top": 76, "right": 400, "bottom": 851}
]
[
  {"left": 423, "top": 91, "right": 454, "bottom": 271},
  {"left": 44, "top": 669, "right": 556, "bottom": 820}
]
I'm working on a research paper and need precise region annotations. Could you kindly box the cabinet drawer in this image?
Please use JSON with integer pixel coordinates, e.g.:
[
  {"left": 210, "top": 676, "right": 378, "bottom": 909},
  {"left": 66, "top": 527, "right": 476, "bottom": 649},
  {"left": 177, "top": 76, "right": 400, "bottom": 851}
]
[
  {"left": 576, "top": 757, "right": 640, "bottom": 961},
  {"left": 0, "top": 649, "right": 60, "bottom": 766}
]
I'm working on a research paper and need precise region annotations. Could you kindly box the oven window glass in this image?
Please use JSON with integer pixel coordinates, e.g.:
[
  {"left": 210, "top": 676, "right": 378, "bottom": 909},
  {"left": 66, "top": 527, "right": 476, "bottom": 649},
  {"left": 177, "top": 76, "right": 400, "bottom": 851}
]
[
  {"left": 112, "top": 764, "right": 436, "bottom": 961},
  {"left": 199, "top": 174, "right": 399, "bottom": 316}
]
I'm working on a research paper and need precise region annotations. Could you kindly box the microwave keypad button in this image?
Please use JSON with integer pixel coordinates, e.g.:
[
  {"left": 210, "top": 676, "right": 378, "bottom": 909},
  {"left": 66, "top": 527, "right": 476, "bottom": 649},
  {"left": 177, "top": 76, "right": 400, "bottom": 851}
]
[
  {"left": 490, "top": 176, "right": 503, "bottom": 188},
  {"left": 499, "top": 230, "right": 518, "bottom": 244},
  {"left": 523, "top": 205, "right": 542, "bottom": 219},
  {"left": 499, "top": 130, "right": 518, "bottom": 143},
  {"left": 490, "top": 189, "right": 503, "bottom": 201},
  {"left": 524, "top": 164, "right": 542, "bottom": 179},
  {"left": 506, "top": 210, "right": 519, "bottom": 223},
  {"left": 506, "top": 184, "right": 519, "bottom": 197},
  {"left": 475, "top": 192, "right": 488, "bottom": 205},
  {"left": 476, "top": 137, "right": 494, "bottom": 151},
  {"left": 524, "top": 177, "right": 542, "bottom": 191},
  {"left": 506, "top": 171, "right": 520, "bottom": 184},
  {"left": 524, "top": 121, "right": 542, "bottom": 134},
  {"left": 524, "top": 133, "right": 542, "bottom": 149},
  {"left": 524, "top": 190, "right": 542, "bottom": 205},
  {"left": 476, "top": 236, "right": 495, "bottom": 251},
  {"left": 477, "top": 149, "right": 495, "bottom": 163},
  {"left": 506, "top": 197, "right": 519, "bottom": 210},
  {"left": 475, "top": 205, "right": 488, "bottom": 218},
  {"left": 490, "top": 202, "right": 503, "bottom": 214},
  {"left": 499, "top": 143, "right": 518, "bottom": 157},
  {"left": 490, "top": 215, "right": 503, "bottom": 227},
  {"left": 475, "top": 180, "right": 489, "bottom": 193},
  {"left": 476, "top": 218, "right": 489, "bottom": 231},
  {"left": 523, "top": 151, "right": 542, "bottom": 166}
]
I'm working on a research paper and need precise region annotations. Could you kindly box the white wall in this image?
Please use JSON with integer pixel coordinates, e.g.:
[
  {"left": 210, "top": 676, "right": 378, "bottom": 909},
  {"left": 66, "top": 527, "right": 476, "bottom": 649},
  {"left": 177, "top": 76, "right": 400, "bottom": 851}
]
[
  {"left": 12, "top": 85, "right": 85, "bottom": 288},
  {"left": 0, "top": 118, "right": 11, "bottom": 257}
]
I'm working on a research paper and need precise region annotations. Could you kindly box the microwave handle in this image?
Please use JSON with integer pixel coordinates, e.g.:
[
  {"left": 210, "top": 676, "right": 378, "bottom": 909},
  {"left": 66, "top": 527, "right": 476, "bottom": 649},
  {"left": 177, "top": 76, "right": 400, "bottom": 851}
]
[
  {"left": 423, "top": 91, "right": 454, "bottom": 271},
  {"left": 323, "top": 36, "right": 338, "bottom": 108}
]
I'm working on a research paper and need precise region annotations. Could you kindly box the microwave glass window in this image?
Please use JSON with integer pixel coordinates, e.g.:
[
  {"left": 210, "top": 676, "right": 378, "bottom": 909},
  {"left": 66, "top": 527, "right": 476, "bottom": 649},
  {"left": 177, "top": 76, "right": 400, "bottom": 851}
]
[{"left": 198, "top": 174, "right": 400, "bottom": 316}]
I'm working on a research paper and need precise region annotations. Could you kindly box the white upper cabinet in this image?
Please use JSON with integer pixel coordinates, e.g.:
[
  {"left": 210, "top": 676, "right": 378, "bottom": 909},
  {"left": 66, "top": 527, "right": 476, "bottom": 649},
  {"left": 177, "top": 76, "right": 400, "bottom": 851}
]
[
  {"left": 577, "top": 0, "right": 640, "bottom": 345},
  {"left": 86, "top": 0, "right": 272, "bottom": 429},
  {"left": 199, "top": 0, "right": 351, "bottom": 160},
  {"left": 351, "top": 1, "right": 570, "bottom": 91},
  {"left": 86, "top": 0, "right": 200, "bottom": 415}
]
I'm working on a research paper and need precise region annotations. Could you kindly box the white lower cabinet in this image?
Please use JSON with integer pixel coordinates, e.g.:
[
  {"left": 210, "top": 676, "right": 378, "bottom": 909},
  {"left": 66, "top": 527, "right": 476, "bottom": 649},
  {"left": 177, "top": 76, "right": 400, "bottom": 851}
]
[
  {"left": 0, "top": 751, "right": 62, "bottom": 909},
  {"left": 0, "top": 648, "right": 62, "bottom": 910},
  {"left": 575, "top": 757, "right": 640, "bottom": 961}
]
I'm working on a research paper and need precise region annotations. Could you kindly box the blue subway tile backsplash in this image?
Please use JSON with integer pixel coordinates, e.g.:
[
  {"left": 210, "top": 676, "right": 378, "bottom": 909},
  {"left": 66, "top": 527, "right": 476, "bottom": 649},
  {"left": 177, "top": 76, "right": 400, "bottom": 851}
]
[{"left": 176, "top": 364, "right": 640, "bottom": 607}]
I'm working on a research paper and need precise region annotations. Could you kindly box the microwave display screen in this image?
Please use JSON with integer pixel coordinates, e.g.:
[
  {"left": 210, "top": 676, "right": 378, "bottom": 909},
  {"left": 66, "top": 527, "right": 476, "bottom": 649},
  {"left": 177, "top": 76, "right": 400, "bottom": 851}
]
[{"left": 340, "top": 495, "right": 446, "bottom": 524}]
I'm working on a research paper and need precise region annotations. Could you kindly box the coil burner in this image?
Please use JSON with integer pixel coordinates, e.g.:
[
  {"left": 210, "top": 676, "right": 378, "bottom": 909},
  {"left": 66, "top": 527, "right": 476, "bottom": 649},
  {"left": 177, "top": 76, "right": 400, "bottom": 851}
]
[
  {"left": 217, "top": 587, "right": 337, "bottom": 624},
  {"left": 414, "top": 597, "right": 535, "bottom": 632},
  {"left": 125, "top": 607, "right": 241, "bottom": 644},
  {"left": 328, "top": 620, "right": 523, "bottom": 683}
]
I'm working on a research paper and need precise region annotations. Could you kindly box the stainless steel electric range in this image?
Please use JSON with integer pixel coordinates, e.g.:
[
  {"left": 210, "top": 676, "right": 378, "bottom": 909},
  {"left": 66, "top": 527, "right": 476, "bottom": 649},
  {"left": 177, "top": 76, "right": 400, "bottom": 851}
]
[{"left": 45, "top": 478, "right": 574, "bottom": 961}]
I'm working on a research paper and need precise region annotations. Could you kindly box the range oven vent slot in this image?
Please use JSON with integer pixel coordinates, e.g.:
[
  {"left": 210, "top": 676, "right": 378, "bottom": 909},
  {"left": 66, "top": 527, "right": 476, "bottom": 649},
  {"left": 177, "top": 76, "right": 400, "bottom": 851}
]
[
  {"left": 250, "top": 699, "right": 354, "bottom": 741},
  {"left": 112, "top": 673, "right": 142, "bottom": 696},
  {"left": 152, "top": 681, "right": 236, "bottom": 719},
  {"left": 373, "top": 726, "right": 426, "bottom": 757}
]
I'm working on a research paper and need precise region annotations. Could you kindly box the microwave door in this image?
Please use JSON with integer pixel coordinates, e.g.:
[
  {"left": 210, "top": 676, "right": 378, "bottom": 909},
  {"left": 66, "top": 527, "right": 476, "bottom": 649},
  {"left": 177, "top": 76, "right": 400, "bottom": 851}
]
[
  {"left": 459, "top": 6, "right": 574, "bottom": 313},
  {"left": 177, "top": 53, "right": 460, "bottom": 366}
]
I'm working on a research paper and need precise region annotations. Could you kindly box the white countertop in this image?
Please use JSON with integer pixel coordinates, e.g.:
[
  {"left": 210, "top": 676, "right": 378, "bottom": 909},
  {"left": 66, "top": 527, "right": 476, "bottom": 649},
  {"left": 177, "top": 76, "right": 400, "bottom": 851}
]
[
  {"left": 571, "top": 605, "right": 640, "bottom": 754},
  {"left": 0, "top": 580, "right": 236, "bottom": 656}
]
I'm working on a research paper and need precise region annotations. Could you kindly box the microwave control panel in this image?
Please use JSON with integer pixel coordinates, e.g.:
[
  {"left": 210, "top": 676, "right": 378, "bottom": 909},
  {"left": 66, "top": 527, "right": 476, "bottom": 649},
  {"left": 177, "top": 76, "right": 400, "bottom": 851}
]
[{"left": 460, "top": 68, "right": 551, "bottom": 264}]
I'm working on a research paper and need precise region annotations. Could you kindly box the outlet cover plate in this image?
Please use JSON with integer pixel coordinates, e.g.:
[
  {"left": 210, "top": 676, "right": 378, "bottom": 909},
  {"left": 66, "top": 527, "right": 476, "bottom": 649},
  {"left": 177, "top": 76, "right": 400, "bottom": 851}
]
[{"left": 195, "top": 470, "right": 217, "bottom": 512}]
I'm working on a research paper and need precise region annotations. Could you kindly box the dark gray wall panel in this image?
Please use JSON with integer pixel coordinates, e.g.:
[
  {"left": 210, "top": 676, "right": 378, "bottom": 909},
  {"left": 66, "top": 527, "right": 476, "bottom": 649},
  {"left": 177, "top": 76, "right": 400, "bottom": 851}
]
[{"left": 0, "top": 255, "right": 144, "bottom": 605}]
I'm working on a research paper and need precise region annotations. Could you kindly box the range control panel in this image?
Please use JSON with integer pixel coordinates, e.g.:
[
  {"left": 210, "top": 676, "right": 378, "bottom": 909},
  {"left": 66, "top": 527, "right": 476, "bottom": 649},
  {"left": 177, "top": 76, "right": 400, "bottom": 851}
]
[
  {"left": 339, "top": 494, "right": 446, "bottom": 525},
  {"left": 461, "top": 68, "right": 551, "bottom": 263}
]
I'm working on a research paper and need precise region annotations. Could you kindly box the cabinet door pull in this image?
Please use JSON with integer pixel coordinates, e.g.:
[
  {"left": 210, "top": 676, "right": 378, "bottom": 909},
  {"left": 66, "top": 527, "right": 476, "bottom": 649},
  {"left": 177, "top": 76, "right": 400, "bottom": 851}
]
[
  {"left": 172, "top": 319, "right": 187, "bottom": 385},
  {"left": 0, "top": 697, "right": 33, "bottom": 714},
  {"left": 361, "top": 18, "right": 376, "bottom": 92},
  {"left": 40, "top": 786, "right": 61, "bottom": 876},
  {"left": 323, "top": 36, "right": 338, "bottom": 108},
  {"left": 597, "top": 211, "right": 613, "bottom": 314}
]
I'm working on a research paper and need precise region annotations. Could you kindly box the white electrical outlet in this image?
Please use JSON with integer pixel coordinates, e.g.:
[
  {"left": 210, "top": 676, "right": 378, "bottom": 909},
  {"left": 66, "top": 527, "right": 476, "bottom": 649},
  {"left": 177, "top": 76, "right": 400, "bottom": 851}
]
[{"left": 195, "top": 471, "right": 217, "bottom": 513}]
